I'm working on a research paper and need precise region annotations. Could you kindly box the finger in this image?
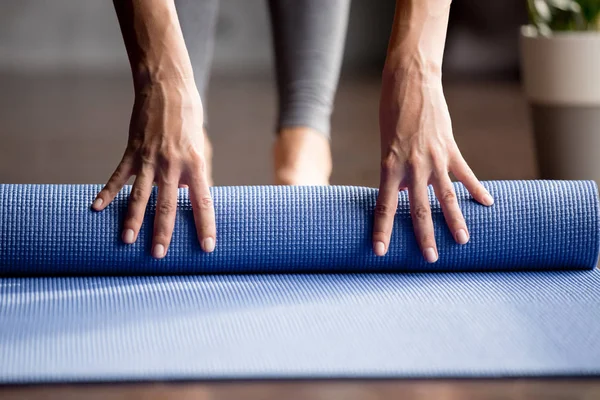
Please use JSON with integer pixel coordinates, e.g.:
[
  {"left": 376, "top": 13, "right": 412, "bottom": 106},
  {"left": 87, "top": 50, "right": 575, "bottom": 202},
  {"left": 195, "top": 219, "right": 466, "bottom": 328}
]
[
  {"left": 92, "top": 157, "right": 133, "bottom": 211},
  {"left": 121, "top": 165, "right": 153, "bottom": 244},
  {"left": 409, "top": 177, "right": 438, "bottom": 263},
  {"left": 372, "top": 159, "right": 402, "bottom": 256},
  {"left": 451, "top": 155, "right": 494, "bottom": 206},
  {"left": 152, "top": 175, "right": 179, "bottom": 259},
  {"left": 432, "top": 173, "right": 469, "bottom": 245},
  {"left": 188, "top": 174, "right": 217, "bottom": 253}
]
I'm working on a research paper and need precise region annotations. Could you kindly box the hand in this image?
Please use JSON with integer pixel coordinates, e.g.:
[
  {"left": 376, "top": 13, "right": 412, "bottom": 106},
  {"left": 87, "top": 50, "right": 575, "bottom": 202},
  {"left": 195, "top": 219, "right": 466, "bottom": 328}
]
[
  {"left": 372, "top": 68, "right": 494, "bottom": 262},
  {"left": 92, "top": 78, "right": 216, "bottom": 259}
]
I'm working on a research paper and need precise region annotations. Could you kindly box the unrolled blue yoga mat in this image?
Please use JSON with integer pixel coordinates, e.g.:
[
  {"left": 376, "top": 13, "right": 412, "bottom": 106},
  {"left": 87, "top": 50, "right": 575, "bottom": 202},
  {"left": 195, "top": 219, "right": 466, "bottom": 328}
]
[{"left": 1, "top": 180, "right": 600, "bottom": 383}]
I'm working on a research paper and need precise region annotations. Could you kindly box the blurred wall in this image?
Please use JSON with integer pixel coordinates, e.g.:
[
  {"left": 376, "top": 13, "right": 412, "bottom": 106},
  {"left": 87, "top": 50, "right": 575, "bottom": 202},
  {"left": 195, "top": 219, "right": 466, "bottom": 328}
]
[{"left": 0, "top": 0, "right": 526, "bottom": 77}]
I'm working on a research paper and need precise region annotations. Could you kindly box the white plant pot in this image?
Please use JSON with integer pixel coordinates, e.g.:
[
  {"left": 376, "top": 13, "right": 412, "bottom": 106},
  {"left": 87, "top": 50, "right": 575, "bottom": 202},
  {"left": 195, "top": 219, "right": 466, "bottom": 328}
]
[{"left": 520, "top": 27, "right": 600, "bottom": 184}]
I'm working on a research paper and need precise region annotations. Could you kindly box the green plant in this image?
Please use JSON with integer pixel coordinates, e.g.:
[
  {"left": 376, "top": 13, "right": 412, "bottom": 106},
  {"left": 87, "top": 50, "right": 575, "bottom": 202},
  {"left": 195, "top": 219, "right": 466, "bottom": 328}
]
[{"left": 527, "top": 0, "right": 600, "bottom": 33}]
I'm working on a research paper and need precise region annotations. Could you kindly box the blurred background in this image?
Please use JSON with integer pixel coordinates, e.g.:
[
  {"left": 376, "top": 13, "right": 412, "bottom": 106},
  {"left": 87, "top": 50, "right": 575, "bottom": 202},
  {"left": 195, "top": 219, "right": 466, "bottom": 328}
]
[{"left": 0, "top": 0, "right": 534, "bottom": 186}]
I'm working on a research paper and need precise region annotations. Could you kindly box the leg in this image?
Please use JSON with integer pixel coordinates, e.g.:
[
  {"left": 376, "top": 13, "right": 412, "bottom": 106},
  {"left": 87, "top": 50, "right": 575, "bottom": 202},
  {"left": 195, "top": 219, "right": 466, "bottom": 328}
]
[
  {"left": 175, "top": 0, "right": 220, "bottom": 185},
  {"left": 268, "top": 0, "right": 350, "bottom": 185}
]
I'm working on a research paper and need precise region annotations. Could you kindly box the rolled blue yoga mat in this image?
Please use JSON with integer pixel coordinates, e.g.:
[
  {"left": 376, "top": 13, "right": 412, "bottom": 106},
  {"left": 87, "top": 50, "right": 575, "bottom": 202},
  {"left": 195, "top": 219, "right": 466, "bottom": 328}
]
[
  {"left": 1, "top": 180, "right": 599, "bottom": 274},
  {"left": 1, "top": 180, "right": 600, "bottom": 383}
]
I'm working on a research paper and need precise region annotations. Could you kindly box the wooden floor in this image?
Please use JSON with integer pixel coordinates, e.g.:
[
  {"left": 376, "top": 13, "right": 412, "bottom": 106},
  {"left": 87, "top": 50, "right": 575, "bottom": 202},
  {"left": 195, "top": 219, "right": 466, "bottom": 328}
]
[
  {"left": 4, "top": 380, "right": 600, "bottom": 400},
  {"left": 0, "top": 73, "right": 537, "bottom": 186},
  {"left": 0, "top": 74, "right": 574, "bottom": 399}
]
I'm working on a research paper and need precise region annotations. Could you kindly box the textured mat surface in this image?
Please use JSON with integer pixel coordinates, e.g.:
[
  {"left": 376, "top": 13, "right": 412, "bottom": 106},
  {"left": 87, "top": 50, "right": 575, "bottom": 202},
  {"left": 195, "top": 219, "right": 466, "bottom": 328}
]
[
  {"left": 2, "top": 271, "right": 600, "bottom": 382},
  {"left": 1, "top": 180, "right": 599, "bottom": 274},
  {"left": 1, "top": 180, "right": 600, "bottom": 383}
]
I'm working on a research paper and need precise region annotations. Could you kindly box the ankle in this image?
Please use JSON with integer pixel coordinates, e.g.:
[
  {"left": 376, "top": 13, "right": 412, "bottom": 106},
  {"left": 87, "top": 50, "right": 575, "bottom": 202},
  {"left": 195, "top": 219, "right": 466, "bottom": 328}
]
[{"left": 273, "top": 127, "right": 332, "bottom": 185}]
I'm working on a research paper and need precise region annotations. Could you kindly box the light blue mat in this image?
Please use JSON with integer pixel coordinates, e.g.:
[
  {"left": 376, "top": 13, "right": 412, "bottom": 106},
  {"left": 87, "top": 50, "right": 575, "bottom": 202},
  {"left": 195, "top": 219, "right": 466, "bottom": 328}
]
[{"left": 0, "top": 181, "right": 599, "bottom": 383}]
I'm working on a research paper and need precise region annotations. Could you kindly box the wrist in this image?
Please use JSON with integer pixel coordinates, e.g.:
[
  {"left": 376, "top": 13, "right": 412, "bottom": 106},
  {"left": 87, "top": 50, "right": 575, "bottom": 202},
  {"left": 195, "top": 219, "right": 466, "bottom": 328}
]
[
  {"left": 132, "top": 62, "right": 195, "bottom": 90},
  {"left": 133, "top": 77, "right": 201, "bottom": 108},
  {"left": 382, "top": 55, "right": 442, "bottom": 85}
]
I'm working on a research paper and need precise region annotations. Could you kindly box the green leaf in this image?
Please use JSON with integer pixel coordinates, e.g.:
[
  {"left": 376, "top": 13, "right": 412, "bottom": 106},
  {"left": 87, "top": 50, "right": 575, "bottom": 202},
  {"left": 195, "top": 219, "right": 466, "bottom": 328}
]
[
  {"left": 575, "top": 0, "right": 600, "bottom": 29},
  {"left": 526, "top": 0, "right": 600, "bottom": 31}
]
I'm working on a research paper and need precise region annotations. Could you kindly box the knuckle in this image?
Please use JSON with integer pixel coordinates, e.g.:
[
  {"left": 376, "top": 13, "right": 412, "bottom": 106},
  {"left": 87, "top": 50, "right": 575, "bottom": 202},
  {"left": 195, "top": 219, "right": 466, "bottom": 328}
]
[
  {"left": 159, "top": 144, "right": 178, "bottom": 159},
  {"left": 159, "top": 157, "right": 174, "bottom": 172},
  {"left": 139, "top": 145, "right": 155, "bottom": 165},
  {"left": 187, "top": 145, "right": 204, "bottom": 163},
  {"left": 129, "top": 187, "right": 146, "bottom": 202},
  {"left": 157, "top": 153, "right": 172, "bottom": 168},
  {"left": 406, "top": 153, "right": 424, "bottom": 170},
  {"left": 195, "top": 195, "right": 213, "bottom": 211},
  {"left": 198, "top": 221, "right": 215, "bottom": 234},
  {"left": 103, "top": 185, "right": 118, "bottom": 197},
  {"left": 111, "top": 166, "right": 127, "bottom": 183},
  {"left": 157, "top": 146, "right": 181, "bottom": 171},
  {"left": 153, "top": 234, "right": 170, "bottom": 245},
  {"left": 428, "top": 145, "right": 447, "bottom": 163},
  {"left": 420, "top": 234, "right": 436, "bottom": 246},
  {"left": 157, "top": 145, "right": 171, "bottom": 160},
  {"left": 126, "top": 138, "right": 142, "bottom": 154},
  {"left": 446, "top": 215, "right": 465, "bottom": 227},
  {"left": 380, "top": 152, "right": 399, "bottom": 173},
  {"left": 125, "top": 215, "right": 143, "bottom": 229},
  {"left": 157, "top": 201, "right": 176, "bottom": 216},
  {"left": 374, "top": 203, "right": 394, "bottom": 218},
  {"left": 372, "top": 229, "right": 390, "bottom": 240},
  {"left": 412, "top": 205, "right": 431, "bottom": 221},
  {"left": 440, "top": 189, "right": 456, "bottom": 203},
  {"left": 121, "top": 151, "right": 135, "bottom": 166}
]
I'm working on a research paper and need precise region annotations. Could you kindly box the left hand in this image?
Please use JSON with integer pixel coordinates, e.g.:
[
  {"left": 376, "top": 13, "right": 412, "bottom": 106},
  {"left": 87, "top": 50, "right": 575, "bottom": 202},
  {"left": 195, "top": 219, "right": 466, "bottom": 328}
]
[
  {"left": 92, "top": 78, "right": 216, "bottom": 259},
  {"left": 372, "top": 67, "right": 494, "bottom": 262}
]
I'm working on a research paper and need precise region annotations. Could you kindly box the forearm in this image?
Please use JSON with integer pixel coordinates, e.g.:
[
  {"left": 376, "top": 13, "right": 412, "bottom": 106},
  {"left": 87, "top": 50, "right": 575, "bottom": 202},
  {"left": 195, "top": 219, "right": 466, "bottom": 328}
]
[
  {"left": 113, "top": 0, "right": 194, "bottom": 89},
  {"left": 384, "top": 0, "right": 451, "bottom": 80}
]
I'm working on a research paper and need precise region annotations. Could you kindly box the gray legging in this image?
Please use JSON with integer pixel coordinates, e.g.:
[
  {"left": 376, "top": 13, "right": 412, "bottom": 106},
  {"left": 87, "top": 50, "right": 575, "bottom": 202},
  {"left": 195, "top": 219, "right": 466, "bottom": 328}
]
[{"left": 175, "top": 0, "right": 350, "bottom": 139}]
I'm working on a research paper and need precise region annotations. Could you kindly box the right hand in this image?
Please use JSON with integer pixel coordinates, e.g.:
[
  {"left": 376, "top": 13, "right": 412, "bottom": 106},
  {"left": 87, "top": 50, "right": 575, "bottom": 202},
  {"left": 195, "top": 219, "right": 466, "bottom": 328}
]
[
  {"left": 92, "top": 78, "right": 216, "bottom": 259},
  {"left": 373, "top": 67, "right": 493, "bottom": 262}
]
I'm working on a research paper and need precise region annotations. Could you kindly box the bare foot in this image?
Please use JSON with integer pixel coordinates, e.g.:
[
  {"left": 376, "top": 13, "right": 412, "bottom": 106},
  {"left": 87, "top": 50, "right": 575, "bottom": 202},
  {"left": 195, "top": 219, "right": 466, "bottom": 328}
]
[{"left": 273, "top": 127, "right": 332, "bottom": 185}]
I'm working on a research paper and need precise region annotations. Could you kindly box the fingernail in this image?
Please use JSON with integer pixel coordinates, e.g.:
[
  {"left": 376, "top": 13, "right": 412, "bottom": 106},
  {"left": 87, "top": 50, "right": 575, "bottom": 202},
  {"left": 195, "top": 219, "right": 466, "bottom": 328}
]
[
  {"left": 374, "top": 241, "right": 386, "bottom": 256},
  {"left": 483, "top": 193, "right": 494, "bottom": 206},
  {"left": 122, "top": 229, "right": 135, "bottom": 244},
  {"left": 92, "top": 198, "right": 103, "bottom": 210},
  {"left": 424, "top": 247, "right": 438, "bottom": 263},
  {"left": 153, "top": 244, "right": 165, "bottom": 259},
  {"left": 455, "top": 229, "right": 469, "bottom": 245},
  {"left": 203, "top": 237, "right": 215, "bottom": 253}
]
